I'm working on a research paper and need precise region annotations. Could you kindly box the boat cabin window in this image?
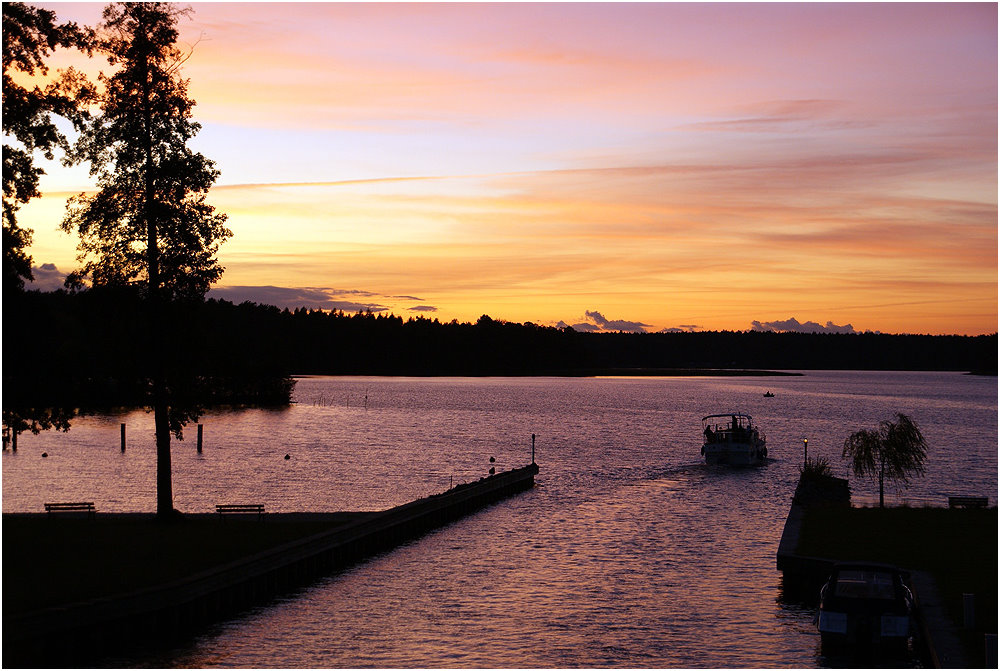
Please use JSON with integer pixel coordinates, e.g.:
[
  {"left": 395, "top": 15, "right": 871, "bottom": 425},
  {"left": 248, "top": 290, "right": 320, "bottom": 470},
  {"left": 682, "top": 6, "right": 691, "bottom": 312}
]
[{"left": 833, "top": 570, "right": 896, "bottom": 600}]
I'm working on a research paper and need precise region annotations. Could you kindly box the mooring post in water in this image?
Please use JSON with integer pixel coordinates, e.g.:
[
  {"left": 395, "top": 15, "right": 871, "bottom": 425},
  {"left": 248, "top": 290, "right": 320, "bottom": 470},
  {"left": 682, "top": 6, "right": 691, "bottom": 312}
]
[
  {"left": 121, "top": 423, "right": 126, "bottom": 453},
  {"left": 197, "top": 424, "right": 204, "bottom": 453},
  {"left": 532, "top": 433, "right": 536, "bottom": 464}
]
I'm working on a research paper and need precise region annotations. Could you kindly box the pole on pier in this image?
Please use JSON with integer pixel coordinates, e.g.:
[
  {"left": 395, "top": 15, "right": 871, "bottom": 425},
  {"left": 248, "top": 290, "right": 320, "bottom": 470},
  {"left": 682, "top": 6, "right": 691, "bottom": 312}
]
[
  {"left": 121, "top": 423, "right": 126, "bottom": 453},
  {"left": 963, "top": 593, "right": 975, "bottom": 628},
  {"left": 802, "top": 438, "right": 808, "bottom": 467},
  {"left": 531, "top": 433, "right": 536, "bottom": 464},
  {"left": 197, "top": 424, "right": 204, "bottom": 453}
]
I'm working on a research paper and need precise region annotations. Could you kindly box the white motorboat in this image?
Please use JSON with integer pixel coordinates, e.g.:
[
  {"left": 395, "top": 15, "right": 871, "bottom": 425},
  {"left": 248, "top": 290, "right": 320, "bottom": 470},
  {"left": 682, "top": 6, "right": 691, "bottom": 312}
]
[{"left": 701, "top": 413, "right": 767, "bottom": 465}]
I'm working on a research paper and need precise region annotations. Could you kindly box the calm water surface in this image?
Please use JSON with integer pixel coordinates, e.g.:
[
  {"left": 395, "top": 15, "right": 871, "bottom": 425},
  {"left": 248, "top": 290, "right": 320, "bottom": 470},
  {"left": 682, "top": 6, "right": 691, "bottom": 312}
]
[{"left": 3, "top": 372, "right": 996, "bottom": 667}]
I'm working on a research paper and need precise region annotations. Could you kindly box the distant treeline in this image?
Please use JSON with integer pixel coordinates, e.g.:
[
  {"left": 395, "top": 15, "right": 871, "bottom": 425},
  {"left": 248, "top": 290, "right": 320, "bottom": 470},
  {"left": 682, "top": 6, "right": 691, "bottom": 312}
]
[{"left": 4, "top": 289, "right": 995, "bottom": 414}]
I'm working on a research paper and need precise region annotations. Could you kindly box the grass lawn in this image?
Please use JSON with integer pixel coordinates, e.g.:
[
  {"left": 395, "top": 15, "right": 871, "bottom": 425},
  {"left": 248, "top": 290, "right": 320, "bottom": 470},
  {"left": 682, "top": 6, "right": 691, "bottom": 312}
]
[
  {"left": 2, "top": 513, "right": 369, "bottom": 615},
  {"left": 797, "top": 505, "right": 997, "bottom": 666}
]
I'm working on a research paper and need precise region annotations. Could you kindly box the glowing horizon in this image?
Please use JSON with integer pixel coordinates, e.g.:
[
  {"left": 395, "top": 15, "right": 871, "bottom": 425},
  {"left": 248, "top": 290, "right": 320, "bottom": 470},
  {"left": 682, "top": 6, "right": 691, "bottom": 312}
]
[{"left": 15, "top": 2, "right": 998, "bottom": 335}]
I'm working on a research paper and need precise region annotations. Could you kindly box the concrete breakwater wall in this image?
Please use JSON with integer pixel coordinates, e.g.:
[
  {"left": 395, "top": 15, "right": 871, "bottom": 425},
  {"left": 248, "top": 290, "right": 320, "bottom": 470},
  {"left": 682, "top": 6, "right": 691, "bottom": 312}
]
[
  {"left": 5, "top": 463, "right": 539, "bottom": 667},
  {"left": 775, "top": 472, "right": 850, "bottom": 600}
]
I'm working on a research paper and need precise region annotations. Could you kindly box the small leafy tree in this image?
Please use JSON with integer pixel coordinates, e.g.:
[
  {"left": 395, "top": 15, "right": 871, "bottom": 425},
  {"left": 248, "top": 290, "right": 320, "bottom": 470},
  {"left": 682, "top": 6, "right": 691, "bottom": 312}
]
[
  {"left": 62, "top": 2, "right": 230, "bottom": 519},
  {"left": 842, "top": 413, "right": 928, "bottom": 508},
  {"left": 2, "top": 2, "right": 91, "bottom": 291}
]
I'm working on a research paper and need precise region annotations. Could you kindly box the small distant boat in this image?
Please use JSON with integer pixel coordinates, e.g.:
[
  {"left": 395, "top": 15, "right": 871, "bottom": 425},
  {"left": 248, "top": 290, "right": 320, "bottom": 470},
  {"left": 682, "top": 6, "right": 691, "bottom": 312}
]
[
  {"left": 764, "top": 391, "right": 775, "bottom": 398},
  {"left": 701, "top": 413, "right": 767, "bottom": 465}
]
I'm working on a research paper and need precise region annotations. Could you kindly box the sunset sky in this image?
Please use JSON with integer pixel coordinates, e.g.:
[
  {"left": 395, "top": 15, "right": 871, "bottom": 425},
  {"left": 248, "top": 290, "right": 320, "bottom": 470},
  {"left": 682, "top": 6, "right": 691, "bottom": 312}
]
[{"left": 17, "top": 2, "right": 998, "bottom": 335}]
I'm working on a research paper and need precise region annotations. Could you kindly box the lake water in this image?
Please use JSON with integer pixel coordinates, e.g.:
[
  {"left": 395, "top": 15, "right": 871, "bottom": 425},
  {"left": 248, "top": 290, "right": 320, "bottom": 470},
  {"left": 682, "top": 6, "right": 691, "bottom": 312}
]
[{"left": 3, "top": 371, "right": 996, "bottom": 667}]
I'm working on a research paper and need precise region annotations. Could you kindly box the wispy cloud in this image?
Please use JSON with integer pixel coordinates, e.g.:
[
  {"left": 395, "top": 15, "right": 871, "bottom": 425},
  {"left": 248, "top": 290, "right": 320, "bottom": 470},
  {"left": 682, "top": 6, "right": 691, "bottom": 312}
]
[{"left": 678, "top": 99, "right": 863, "bottom": 133}]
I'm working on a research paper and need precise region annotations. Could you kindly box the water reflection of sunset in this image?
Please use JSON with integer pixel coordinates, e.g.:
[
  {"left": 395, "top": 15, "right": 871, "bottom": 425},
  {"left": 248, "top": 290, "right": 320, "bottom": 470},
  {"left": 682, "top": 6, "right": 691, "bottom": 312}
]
[{"left": 20, "top": 3, "right": 997, "bottom": 334}]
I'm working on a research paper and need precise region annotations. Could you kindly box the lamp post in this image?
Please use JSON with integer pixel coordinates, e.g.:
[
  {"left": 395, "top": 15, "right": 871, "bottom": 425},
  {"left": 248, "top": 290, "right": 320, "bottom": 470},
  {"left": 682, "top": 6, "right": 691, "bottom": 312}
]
[{"left": 803, "top": 438, "right": 808, "bottom": 467}]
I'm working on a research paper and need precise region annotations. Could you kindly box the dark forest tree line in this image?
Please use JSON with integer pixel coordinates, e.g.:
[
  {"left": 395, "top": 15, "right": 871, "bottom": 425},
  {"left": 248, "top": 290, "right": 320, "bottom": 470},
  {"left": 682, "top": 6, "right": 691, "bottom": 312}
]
[{"left": 7, "top": 288, "right": 996, "bottom": 390}]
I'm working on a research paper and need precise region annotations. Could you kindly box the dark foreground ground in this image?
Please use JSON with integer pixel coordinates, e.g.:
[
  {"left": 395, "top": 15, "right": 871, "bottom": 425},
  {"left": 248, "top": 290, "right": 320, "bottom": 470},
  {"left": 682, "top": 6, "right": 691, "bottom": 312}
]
[
  {"left": 5, "top": 505, "right": 995, "bottom": 666},
  {"left": 2, "top": 512, "right": 375, "bottom": 616},
  {"left": 797, "top": 506, "right": 997, "bottom": 667}
]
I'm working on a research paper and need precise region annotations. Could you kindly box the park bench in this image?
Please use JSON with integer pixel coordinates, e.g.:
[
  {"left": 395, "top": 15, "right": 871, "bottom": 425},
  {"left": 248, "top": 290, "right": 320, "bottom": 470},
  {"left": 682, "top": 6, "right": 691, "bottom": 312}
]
[
  {"left": 216, "top": 503, "right": 265, "bottom": 520},
  {"left": 947, "top": 496, "right": 988, "bottom": 509},
  {"left": 44, "top": 502, "right": 95, "bottom": 518}
]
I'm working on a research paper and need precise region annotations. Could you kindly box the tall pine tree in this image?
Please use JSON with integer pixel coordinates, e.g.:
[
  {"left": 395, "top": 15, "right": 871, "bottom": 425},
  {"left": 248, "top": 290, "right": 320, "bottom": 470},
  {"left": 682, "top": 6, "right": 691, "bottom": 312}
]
[{"left": 63, "top": 3, "right": 231, "bottom": 519}]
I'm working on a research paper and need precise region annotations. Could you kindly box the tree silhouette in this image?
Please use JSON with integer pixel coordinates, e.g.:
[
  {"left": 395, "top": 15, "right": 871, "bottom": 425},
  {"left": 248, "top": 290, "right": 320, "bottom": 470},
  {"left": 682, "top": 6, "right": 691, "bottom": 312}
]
[
  {"left": 2, "top": 2, "right": 91, "bottom": 292},
  {"left": 842, "top": 412, "right": 928, "bottom": 508},
  {"left": 62, "top": 2, "right": 230, "bottom": 520}
]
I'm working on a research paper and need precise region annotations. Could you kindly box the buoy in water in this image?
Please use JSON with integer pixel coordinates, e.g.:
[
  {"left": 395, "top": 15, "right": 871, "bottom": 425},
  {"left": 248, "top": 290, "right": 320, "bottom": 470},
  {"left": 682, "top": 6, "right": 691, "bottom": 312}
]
[
  {"left": 284, "top": 454, "right": 290, "bottom": 460},
  {"left": 42, "top": 452, "right": 48, "bottom": 458}
]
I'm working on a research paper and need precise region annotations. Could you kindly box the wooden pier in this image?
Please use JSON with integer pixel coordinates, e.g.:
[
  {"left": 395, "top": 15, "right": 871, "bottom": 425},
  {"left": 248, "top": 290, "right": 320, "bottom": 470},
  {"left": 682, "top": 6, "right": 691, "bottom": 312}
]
[{"left": 4, "top": 463, "right": 539, "bottom": 667}]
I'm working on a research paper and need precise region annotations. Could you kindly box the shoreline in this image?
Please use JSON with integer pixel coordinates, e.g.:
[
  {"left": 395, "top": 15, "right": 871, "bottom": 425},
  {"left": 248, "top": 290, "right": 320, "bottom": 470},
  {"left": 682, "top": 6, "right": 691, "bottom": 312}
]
[{"left": 294, "top": 368, "right": 804, "bottom": 378}]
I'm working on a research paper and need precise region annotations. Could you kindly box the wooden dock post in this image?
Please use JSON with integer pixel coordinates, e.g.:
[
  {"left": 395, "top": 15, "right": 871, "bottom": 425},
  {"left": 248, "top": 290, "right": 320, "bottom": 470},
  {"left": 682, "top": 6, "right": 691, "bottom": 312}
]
[
  {"left": 197, "top": 424, "right": 203, "bottom": 453},
  {"left": 120, "top": 424, "right": 126, "bottom": 453}
]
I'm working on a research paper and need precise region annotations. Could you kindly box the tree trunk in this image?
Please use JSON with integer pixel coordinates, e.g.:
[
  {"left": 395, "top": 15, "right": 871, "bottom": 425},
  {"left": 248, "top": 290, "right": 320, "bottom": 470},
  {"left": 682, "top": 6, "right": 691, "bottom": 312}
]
[
  {"left": 878, "top": 454, "right": 885, "bottom": 508},
  {"left": 154, "top": 388, "right": 173, "bottom": 518},
  {"left": 137, "top": 14, "right": 173, "bottom": 521}
]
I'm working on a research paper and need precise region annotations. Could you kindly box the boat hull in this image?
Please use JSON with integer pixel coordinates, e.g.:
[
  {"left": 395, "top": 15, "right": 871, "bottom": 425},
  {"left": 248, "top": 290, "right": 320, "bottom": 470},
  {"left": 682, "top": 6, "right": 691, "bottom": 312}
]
[{"left": 703, "top": 443, "right": 766, "bottom": 466}]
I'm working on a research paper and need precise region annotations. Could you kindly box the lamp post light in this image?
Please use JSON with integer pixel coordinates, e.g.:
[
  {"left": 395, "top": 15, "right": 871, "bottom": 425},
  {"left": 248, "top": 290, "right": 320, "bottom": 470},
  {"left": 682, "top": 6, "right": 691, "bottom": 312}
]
[{"left": 803, "top": 438, "right": 808, "bottom": 467}]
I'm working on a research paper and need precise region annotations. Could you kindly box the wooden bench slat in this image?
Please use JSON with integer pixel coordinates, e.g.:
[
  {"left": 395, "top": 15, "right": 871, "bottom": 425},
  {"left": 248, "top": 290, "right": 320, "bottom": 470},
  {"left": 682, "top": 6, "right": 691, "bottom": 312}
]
[
  {"left": 44, "top": 502, "right": 96, "bottom": 517},
  {"left": 216, "top": 504, "right": 266, "bottom": 519}
]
